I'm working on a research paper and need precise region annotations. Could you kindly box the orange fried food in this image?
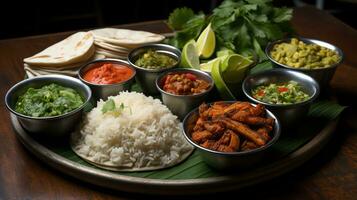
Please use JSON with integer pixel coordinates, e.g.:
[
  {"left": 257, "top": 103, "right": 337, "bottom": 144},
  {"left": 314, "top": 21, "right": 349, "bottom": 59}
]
[
  {"left": 191, "top": 130, "right": 213, "bottom": 144},
  {"left": 190, "top": 102, "right": 275, "bottom": 153},
  {"left": 241, "top": 140, "right": 258, "bottom": 151},
  {"left": 232, "top": 115, "right": 275, "bottom": 126},
  {"left": 214, "top": 117, "right": 267, "bottom": 146},
  {"left": 223, "top": 101, "right": 251, "bottom": 115},
  {"left": 203, "top": 122, "right": 225, "bottom": 133},
  {"left": 217, "top": 130, "right": 240, "bottom": 152}
]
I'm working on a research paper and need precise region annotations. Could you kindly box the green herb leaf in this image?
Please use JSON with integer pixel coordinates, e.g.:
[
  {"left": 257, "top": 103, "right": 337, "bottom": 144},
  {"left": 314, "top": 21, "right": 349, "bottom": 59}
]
[
  {"left": 272, "top": 7, "right": 293, "bottom": 23},
  {"left": 167, "top": 7, "right": 195, "bottom": 30},
  {"left": 166, "top": 0, "right": 293, "bottom": 60},
  {"left": 102, "top": 99, "right": 115, "bottom": 114},
  {"left": 168, "top": 13, "right": 206, "bottom": 49}
]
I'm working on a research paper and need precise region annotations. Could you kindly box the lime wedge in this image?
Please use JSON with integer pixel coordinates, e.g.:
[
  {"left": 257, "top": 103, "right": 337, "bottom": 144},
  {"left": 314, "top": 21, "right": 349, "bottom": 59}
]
[
  {"left": 196, "top": 23, "right": 216, "bottom": 59},
  {"left": 200, "top": 58, "right": 220, "bottom": 73},
  {"left": 180, "top": 40, "right": 200, "bottom": 69},
  {"left": 216, "top": 49, "right": 235, "bottom": 57},
  {"left": 221, "top": 54, "right": 253, "bottom": 83},
  {"left": 210, "top": 59, "right": 236, "bottom": 100}
]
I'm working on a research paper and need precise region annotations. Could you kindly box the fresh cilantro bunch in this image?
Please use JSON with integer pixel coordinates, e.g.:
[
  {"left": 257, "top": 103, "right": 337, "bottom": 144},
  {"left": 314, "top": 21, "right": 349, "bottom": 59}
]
[
  {"left": 167, "top": 7, "right": 207, "bottom": 49},
  {"left": 167, "top": 0, "right": 293, "bottom": 61}
]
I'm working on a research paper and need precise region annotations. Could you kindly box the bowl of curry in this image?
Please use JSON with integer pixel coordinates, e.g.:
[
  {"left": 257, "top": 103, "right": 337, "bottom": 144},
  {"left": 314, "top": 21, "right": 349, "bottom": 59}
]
[
  {"left": 78, "top": 59, "right": 136, "bottom": 101},
  {"left": 5, "top": 74, "right": 92, "bottom": 138},
  {"left": 128, "top": 44, "right": 181, "bottom": 95},
  {"left": 182, "top": 101, "right": 281, "bottom": 170},
  {"left": 156, "top": 68, "right": 214, "bottom": 120}
]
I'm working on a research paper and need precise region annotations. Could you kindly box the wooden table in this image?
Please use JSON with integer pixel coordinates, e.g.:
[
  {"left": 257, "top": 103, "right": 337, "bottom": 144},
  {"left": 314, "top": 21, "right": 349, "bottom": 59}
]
[{"left": 1, "top": 6, "right": 357, "bottom": 199}]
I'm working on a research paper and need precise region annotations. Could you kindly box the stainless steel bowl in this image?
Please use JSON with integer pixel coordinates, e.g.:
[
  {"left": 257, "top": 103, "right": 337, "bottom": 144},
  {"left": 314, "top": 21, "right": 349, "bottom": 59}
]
[
  {"left": 182, "top": 101, "right": 281, "bottom": 170},
  {"left": 128, "top": 44, "right": 181, "bottom": 95},
  {"left": 265, "top": 37, "right": 344, "bottom": 87},
  {"left": 156, "top": 68, "right": 214, "bottom": 120},
  {"left": 78, "top": 59, "right": 136, "bottom": 101},
  {"left": 5, "top": 75, "right": 92, "bottom": 138},
  {"left": 242, "top": 68, "right": 320, "bottom": 129}
]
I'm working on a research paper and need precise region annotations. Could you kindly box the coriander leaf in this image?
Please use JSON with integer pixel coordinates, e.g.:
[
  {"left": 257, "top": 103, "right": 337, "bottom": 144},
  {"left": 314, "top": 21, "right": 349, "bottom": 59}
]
[
  {"left": 252, "top": 38, "right": 267, "bottom": 61},
  {"left": 211, "top": 12, "right": 236, "bottom": 29},
  {"left": 245, "top": 18, "right": 266, "bottom": 38},
  {"left": 245, "top": 0, "right": 272, "bottom": 5},
  {"left": 167, "top": 7, "right": 195, "bottom": 30},
  {"left": 169, "top": 13, "right": 206, "bottom": 49},
  {"left": 241, "top": 4, "right": 258, "bottom": 13},
  {"left": 217, "top": 0, "right": 242, "bottom": 9},
  {"left": 235, "top": 23, "right": 251, "bottom": 52},
  {"left": 272, "top": 7, "right": 293, "bottom": 23},
  {"left": 247, "top": 13, "right": 268, "bottom": 23},
  {"left": 102, "top": 99, "right": 115, "bottom": 113},
  {"left": 258, "top": 23, "right": 284, "bottom": 40}
]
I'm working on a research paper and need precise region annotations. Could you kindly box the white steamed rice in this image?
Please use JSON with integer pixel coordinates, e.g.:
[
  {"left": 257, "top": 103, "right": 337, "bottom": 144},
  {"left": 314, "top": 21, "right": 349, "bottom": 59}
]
[{"left": 72, "top": 91, "right": 193, "bottom": 170}]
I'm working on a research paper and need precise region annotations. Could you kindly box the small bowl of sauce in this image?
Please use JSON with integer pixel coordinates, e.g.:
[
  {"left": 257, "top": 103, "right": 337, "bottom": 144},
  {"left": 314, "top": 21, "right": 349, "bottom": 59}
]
[
  {"left": 156, "top": 68, "right": 214, "bottom": 120},
  {"left": 79, "top": 59, "right": 136, "bottom": 101},
  {"left": 128, "top": 44, "right": 181, "bottom": 95}
]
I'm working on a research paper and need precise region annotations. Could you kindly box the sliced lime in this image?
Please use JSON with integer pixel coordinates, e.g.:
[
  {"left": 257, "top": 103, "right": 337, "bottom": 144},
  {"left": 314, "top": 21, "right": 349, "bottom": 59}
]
[
  {"left": 216, "top": 49, "right": 235, "bottom": 57},
  {"left": 200, "top": 57, "right": 220, "bottom": 73},
  {"left": 221, "top": 54, "right": 253, "bottom": 83},
  {"left": 196, "top": 23, "right": 216, "bottom": 59},
  {"left": 180, "top": 40, "right": 200, "bottom": 69},
  {"left": 210, "top": 59, "right": 236, "bottom": 100}
]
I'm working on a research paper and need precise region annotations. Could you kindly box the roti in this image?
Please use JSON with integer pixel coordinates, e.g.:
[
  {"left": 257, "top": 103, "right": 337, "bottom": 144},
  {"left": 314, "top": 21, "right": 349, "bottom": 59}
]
[
  {"left": 90, "top": 28, "right": 165, "bottom": 46},
  {"left": 24, "top": 32, "right": 94, "bottom": 67},
  {"left": 95, "top": 50, "right": 127, "bottom": 59},
  {"left": 24, "top": 64, "right": 78, "bottom": 76},
  {"left": 30, "top": 51, "right": 104, "bottom": 70},
  {"left": 95, "top": 47, "right": 128, "bottom": 56},
  {"left": 94, "top": 42, "right": 130, "bottom": 53}
]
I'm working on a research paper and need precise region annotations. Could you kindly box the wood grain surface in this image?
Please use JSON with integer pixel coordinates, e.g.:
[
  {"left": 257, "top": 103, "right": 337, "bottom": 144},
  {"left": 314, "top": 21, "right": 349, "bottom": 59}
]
[{"left": 1, "top": 6, "right": 357, "bottom": 200}]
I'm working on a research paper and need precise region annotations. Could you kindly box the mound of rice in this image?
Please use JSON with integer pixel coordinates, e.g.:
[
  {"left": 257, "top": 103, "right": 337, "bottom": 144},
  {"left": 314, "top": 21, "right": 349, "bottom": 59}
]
[{"left": 72, "top": 91, "right": 193, "bottom": 171}]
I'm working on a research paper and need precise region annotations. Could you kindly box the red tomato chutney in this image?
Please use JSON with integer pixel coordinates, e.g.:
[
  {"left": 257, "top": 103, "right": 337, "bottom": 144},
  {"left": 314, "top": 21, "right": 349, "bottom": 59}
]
[
  {"left": 163, "top": 73, "right": 210, "bottom": 95},
  {"left": 83, "top": 63, "right": 134, "bottom": 84}
]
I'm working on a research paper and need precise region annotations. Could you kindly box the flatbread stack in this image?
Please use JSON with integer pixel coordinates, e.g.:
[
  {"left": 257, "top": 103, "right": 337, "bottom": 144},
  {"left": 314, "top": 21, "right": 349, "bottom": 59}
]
[
  {"left": 91, "top": 28, "right": 165, "bottom": 59},
  {"left": 23, "top": 32, "right": 103, "bottom": 78},
  {"left": 23, "top": 29, "right": 165, "bottom": 77}
]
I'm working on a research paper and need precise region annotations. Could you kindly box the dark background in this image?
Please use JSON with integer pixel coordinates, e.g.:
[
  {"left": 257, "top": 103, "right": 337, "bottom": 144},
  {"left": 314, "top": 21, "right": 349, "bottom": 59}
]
[{"left": 1, "top": 0, "right": 356, "bottom": 39}]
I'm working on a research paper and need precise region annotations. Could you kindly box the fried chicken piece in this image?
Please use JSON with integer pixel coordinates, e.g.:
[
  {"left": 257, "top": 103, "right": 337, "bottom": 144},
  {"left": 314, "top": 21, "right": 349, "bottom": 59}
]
[
  {"left": 203, "top": 122, "right": 225, "bottom": 133},
  {"left": 241, "top": 140, "right": 259, "bottom": 151},
  {"left": 193, "top": 117, "right": 204, "bottom": 131},
  {"left": 214, "top": 117, "right": 267, "bottom": 146},
  {"left": 198, "top": 103, "right": 210, "bottom": 119},
  {"left": 191, "top": 130, "right": 213, "bottom": 144},
  {"left": 230, "top": 110, "right": 250, "bottom": 121},
  {"left": 232, "top": 115, "right": 275, "bottom": 126},
  {"left": 211, "top": 101, "right": 229, "bottom": 110},
  {"left": 247, "top": 104, "right": 265, "bottom": 116},
  {"left": 201, "top": 140, "right": 216, "bottom": 149},
  {"left": 257, "top": 126, "right": 271, "bottom": 141},
  {"left": 223, "top": 102, "right": 251, "bottom": 116},
  {"left": 211, "top": 130, "right": 240, "bottom": 152}
]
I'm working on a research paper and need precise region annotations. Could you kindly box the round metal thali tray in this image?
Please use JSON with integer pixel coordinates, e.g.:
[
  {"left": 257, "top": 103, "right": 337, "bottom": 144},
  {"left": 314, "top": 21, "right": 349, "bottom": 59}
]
[{"left": 10, "top": 113, "right": 338, "bottom": 195}]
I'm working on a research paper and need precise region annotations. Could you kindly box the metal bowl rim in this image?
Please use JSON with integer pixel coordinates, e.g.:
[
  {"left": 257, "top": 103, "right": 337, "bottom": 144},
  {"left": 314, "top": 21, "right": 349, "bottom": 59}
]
[
  {"left": 127, "top": 43, "right": 181, "bottom": 73},
  {"left": 78, "top": 58, "right": 136, "bottom": 87},
  {"left": 182, "top": 101, "right": 281, "bottom": 156},
  {"left": 155, "top": 68, "right": 215, "bottom": 98},
  {"left": 265, "top": 37, "right": 344, "bottom": 71},
  {"left": 242, "top": 68, "right": 320, "bottom": 108},
  {"left": 5, "top": 74, "right": 92, "bottom": 121}
]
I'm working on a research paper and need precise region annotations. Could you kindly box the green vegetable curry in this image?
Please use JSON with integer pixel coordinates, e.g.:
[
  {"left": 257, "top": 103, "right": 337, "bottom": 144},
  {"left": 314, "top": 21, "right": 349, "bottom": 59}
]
[
  {"left": 270, "top": 38, "right": 341, "bottom": 69},
  {"left": 135, "top": 49, "right": 177, "bottom": 69},
  {"left": 252, "top": 81, "right": 310, "bottom": 104},
  {"left": 15, "top": 83, "right": 84, "bottom": 117}
]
